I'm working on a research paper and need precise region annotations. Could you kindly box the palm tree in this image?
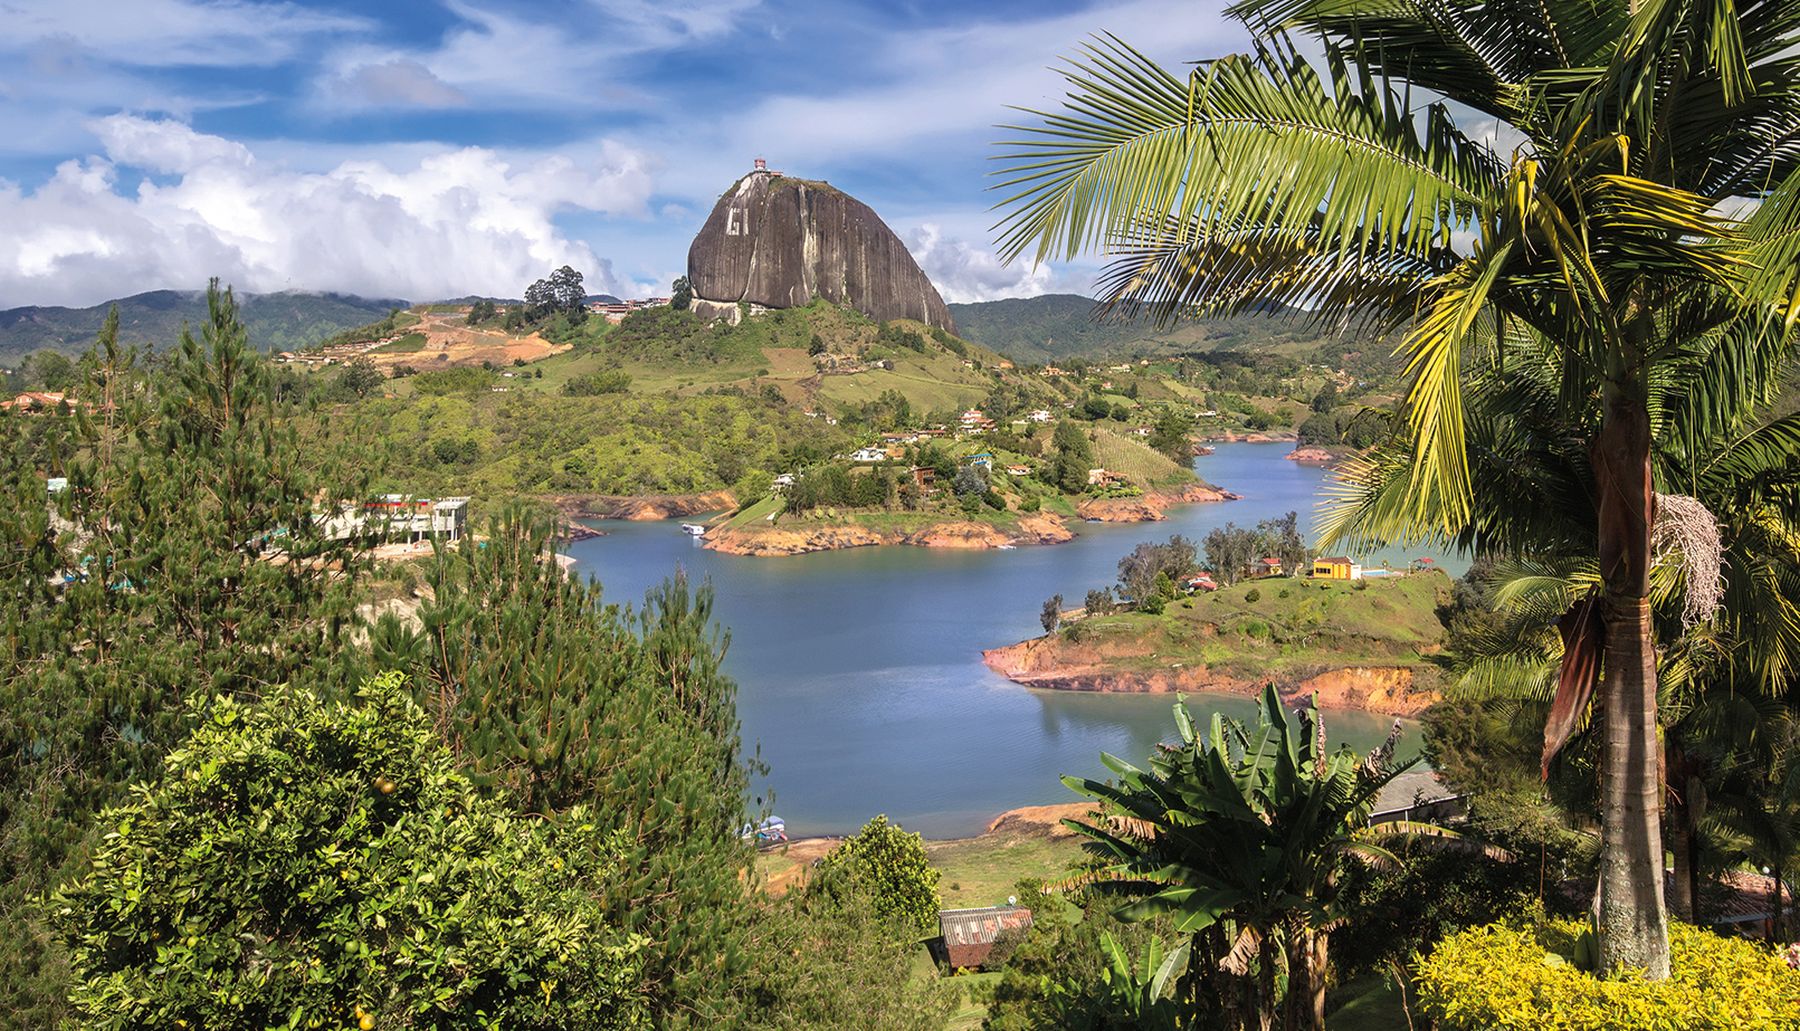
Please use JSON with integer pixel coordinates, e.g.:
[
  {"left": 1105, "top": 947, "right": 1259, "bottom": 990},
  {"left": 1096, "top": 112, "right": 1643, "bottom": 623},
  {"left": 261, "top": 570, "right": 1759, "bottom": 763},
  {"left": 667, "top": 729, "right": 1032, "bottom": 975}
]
[
  {"left": 1330, "top": 320, "right": 1800, "bottom": 916},
  {"left": 1062, "top": 686, "right": 1418, "bottom": 1030},
  {"left": 993, "top": 0, "right": 1800, "bottom": 974}
]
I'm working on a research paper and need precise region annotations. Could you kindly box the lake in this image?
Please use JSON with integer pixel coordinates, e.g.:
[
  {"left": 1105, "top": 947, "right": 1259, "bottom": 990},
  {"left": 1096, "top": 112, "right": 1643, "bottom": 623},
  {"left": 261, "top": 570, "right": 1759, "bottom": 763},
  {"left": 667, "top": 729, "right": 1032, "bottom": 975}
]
[{"left": 565, "top": 442, "right": 1461, "bottom": 838}]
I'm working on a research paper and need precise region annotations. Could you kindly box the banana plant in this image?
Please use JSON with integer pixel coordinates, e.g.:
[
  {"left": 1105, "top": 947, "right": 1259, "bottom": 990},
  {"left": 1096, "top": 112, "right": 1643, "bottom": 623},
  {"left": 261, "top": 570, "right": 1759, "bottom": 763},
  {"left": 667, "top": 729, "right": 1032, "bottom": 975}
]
[{"left": 1061, "top": 685, "right": 1432, "bottom": 1030}]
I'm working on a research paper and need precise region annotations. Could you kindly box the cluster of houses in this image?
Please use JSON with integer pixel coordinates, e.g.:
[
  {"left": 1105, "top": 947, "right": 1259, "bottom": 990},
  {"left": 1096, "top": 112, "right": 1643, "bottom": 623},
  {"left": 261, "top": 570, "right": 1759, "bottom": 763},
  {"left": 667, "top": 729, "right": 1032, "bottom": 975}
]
[
  {"left": 588, "top": 297, "right": 670, "bottom": 324},
  {"left": 2, "top": 390, "right": 79, "bottom": 414}
]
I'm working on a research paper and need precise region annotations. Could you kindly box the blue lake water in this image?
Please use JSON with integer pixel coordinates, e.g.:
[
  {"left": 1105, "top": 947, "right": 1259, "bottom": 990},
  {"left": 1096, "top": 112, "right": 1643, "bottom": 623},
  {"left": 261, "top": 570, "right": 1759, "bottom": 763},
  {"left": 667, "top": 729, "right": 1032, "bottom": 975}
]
[{"left": 564, "top": 442, "right": 1462, "bottom": 838}]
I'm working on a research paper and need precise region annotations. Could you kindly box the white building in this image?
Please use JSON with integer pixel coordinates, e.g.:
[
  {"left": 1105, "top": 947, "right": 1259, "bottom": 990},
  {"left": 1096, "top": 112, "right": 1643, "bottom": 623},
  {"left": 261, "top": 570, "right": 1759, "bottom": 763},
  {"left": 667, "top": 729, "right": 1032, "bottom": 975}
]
[
  {"left": 850, "top": 447, "right": 889, "bottom": 463},
  {"left": 324, "top": 496, "right": 470, "bottom": 543}
]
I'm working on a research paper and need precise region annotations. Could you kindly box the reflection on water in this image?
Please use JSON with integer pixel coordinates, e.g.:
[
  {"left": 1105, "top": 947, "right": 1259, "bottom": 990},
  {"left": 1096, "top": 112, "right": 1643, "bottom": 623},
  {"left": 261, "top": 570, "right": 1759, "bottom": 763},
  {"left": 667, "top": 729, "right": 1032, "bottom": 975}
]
[{"left": 564, "top": 442, "right": 1458, "bottom": 838}]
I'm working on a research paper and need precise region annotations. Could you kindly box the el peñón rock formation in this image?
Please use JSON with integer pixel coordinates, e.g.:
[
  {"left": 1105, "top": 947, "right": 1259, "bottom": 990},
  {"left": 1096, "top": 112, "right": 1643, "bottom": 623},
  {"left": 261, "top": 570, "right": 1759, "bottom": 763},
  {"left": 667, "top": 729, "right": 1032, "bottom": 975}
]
[{"left": 687, "top": 164, "right": 955, "bottom": 332}]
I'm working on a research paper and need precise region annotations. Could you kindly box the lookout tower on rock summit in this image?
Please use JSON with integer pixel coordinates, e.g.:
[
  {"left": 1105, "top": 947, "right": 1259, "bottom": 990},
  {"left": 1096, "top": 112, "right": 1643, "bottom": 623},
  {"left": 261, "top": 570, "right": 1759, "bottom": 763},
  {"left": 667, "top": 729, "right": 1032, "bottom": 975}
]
[{"left": 685, "top": 164, "right": 955, "bottom": 331}]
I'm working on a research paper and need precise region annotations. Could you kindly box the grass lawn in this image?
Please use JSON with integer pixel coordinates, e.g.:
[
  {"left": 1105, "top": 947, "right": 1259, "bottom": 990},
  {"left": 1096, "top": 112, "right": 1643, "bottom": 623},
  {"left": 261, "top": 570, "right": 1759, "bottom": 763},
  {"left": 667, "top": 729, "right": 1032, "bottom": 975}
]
[{"left": 926, "top": 832, "right": 1086, "bottom": 909}]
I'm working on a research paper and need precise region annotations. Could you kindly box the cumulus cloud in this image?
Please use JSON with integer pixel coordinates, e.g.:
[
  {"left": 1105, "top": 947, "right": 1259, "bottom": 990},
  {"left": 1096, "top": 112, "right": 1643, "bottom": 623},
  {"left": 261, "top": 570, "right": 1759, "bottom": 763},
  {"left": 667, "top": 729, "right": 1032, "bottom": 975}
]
[
  {"left": 0, "top": 115, "right": 655, "bottom": 308},
  {"left": 904, "top": 224, "right": 1056, "bottom": 304}
]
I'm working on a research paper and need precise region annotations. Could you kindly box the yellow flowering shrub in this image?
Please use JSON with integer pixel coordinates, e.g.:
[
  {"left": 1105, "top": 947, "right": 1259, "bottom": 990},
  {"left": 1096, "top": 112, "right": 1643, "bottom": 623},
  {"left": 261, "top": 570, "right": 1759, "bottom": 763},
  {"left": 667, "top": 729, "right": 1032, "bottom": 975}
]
[{"left": 1415, "top": 920, "right": 1800, "bottom": 1030}]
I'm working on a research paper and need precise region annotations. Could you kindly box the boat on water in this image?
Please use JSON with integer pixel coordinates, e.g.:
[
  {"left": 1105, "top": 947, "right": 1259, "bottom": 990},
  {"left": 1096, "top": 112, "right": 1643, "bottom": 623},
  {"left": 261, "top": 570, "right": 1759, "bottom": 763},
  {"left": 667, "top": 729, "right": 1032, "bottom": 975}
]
[
  {"left": 996, "top": 543, "right": 1017, "bottom": 550},
  {"left": 681, "top": 523, "right": 708, "bottom": 536}
]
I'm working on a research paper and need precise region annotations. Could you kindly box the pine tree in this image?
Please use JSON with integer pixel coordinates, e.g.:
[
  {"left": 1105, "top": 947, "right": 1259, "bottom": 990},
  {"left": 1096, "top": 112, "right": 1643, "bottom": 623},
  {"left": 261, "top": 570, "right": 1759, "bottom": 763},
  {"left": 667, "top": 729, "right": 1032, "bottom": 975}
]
[
  {"left": 0, "top": 283, "right": 374, "bottom": 1021},
  {"left": 369, "top": 505, "right": 758, "bottom": 1025}
]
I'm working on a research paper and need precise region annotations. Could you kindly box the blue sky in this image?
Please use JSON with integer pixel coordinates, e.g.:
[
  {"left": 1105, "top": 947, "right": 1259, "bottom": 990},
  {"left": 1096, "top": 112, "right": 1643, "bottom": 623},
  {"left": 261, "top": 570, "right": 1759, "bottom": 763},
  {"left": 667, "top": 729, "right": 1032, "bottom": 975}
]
[{"left": 0, "top": 0, "right": 1251, "bottom": 307}]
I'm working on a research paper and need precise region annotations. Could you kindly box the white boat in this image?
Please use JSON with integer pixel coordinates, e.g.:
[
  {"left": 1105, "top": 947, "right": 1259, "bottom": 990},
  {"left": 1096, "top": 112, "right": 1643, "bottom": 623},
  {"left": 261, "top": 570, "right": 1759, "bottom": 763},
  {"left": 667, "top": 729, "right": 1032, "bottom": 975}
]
[
  {"left": 681, "top": 523, "right": 708, "bottom": 536},
  {"left": 997, "top": 543, "right": 1017, "bottom": 550}
]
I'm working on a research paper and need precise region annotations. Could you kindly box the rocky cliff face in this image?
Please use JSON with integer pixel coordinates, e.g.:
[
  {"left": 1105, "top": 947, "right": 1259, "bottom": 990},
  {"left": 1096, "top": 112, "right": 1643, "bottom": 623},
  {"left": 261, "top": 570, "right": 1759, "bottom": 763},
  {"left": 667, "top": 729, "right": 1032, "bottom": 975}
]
[{"left": 687, "top": 171, "right": 956, "bottom": 332}]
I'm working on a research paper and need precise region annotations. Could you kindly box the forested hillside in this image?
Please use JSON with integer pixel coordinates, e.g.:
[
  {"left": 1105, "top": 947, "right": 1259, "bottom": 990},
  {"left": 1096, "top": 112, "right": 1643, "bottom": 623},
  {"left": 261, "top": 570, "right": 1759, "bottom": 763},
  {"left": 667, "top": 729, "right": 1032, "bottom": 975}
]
[
  {"left": 0, "top": 289, "right": 405, "bottom": 362},
  {"left": 948, "top": 294, "right": 1335, "bottom": 362}
]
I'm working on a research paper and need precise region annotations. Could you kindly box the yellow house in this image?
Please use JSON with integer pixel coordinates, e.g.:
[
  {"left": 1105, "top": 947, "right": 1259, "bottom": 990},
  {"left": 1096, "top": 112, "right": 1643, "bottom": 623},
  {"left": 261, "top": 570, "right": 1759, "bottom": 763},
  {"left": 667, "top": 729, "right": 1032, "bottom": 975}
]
[{"left": 1312, "top": 556, "right": 1363, "bottom": 581}]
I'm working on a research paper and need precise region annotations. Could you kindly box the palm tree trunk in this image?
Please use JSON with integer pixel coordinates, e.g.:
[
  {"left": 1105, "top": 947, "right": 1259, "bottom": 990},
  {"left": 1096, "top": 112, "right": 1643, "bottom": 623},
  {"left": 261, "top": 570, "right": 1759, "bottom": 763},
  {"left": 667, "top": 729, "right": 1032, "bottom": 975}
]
[
  {"left": 1308, "top": 929, "right": 1329, "bottom": 1031},
  {"left": 1593, "top": 382, "right": 1673, "bottom": 978}
]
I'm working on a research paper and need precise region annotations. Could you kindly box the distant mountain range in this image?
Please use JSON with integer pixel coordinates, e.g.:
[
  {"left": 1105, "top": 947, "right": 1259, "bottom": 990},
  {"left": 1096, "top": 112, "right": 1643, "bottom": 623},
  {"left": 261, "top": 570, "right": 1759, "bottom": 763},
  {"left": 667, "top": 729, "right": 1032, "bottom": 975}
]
[
  {"left": 947, "top": 294, "right": 1333, "bottom": 363},
  {"left": 0, "top": 290, "right": 408, "bottom": 364},
  {"left": 3, "top": 288, "right": 1335, "bottom": 368}
]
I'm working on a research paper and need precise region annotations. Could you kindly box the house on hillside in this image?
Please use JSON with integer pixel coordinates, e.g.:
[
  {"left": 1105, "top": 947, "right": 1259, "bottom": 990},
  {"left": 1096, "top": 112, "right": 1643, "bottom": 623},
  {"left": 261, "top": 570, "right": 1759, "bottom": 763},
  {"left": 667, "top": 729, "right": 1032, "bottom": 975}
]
[
  {"left": 1005, "top": 464, "right": 1032, "bottom": 477},
  {"left": 850, "top": 446, "right": 888, "bottom": 463},
  {"left": 936, "top": 906, "right": 1034, "bottom": 970},
  {"left": 1027, "top": 409, "right": 1052, "bottom": 423},
  {"left": 967, "top": 453, "right": 993, "bottom": 469},
  {"left": 325, "top": 496, "right": 470, "bottom": 544},
  {"left": 1087, "top": 468, "right": 1127, "bottom": 488},
  {"left": 909, "top": 466, "right": 938, "bottom": 491},
  {"left": 1253, "top": 556, "right": 1285, "bottom": 577},
  {"left": 2, "top": 391, "right": 75, "bottom": 414},
  {"left": 1312, "top": 556, "right": 1362, "bottom": 581},
  {"left": 772, "top": 473, "right": 796, "bottom": 493},
  {"left": 1185, "top": 573, "right": 1218, "bottom": 593}
]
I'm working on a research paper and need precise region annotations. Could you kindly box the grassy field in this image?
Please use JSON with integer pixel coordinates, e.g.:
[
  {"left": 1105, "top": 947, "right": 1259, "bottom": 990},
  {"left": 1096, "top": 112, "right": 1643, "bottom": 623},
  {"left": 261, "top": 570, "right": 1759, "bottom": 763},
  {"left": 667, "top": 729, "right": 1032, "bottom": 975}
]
[
  {"left": 927, "top": 832, "right": 1086, "bottom": 909},
  {"left": 815, "top": 348, "right": 994, "bottom": 414},
  {"left": 1065, "top": 571, "right": 1452, "bottom": 684},
  {"left": 1089, "top": 426, "right": 1196, "bottom": 485}
]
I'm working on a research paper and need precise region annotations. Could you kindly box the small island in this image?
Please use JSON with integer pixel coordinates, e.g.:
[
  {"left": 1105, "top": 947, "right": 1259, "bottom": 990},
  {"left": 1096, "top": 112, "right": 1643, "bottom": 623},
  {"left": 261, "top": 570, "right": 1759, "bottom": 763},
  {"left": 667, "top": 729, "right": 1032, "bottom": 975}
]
[{"left": 984, "top": 528, "right": 1452, "bottom": 717}]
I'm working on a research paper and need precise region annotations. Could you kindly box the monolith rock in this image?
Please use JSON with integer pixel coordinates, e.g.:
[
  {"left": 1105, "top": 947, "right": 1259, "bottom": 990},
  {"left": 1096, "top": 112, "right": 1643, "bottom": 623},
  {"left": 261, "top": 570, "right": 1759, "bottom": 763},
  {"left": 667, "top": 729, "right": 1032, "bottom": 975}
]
[{"left": 686, "top": 164, "right": 955, "bottom": 332}]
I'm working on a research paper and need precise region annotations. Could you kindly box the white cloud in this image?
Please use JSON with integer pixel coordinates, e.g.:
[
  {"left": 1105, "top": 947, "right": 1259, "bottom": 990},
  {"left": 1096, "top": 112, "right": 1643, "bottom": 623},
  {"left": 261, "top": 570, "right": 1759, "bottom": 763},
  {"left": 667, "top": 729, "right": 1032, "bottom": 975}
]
[
  {"left": 904, "top": 223, "right": 1055, "bottom": 303},
  {"left": 329, "top": 58, "right": 468, "bottom": 108},
  {"left": 0, "top": 116, "right": 656, "bottom": 307},
  {"left": 3, "top": 0, "right": 366, "bottom": 67},
  {"left": 90, "top": 115, "right": 253, "bottom": 175},
  {"left": 313, "top": 0, "right": 762, "bottom": 113},
  {"left": 654, "top": 0, "right": 1246, "bottom": 183}
]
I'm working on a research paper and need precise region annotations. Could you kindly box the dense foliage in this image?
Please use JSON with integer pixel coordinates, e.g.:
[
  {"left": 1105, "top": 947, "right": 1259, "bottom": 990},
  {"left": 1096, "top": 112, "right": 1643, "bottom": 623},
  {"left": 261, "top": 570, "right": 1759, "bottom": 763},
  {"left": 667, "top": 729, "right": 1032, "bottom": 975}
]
[
  {"left": 338, "top": 389, "right": 838, "bottom": 499},
  {"left": 0, "top": 288, "right": 374, "bottom": 1020},
  {"left": 50, "top": 675, "right": 648, "bottom": 1030},
  {"left": 1062, "top": 687, "right": 1417, "bottom": 1029},
  {"left": 368, "top": 508, "right": 757, "bottom": 1024},
  {"left": 1416, "top": 921, "right": 1800, "bottom": 1030},
  {"left": 812, "top": 815, "right": 942, "bottom": 938}
]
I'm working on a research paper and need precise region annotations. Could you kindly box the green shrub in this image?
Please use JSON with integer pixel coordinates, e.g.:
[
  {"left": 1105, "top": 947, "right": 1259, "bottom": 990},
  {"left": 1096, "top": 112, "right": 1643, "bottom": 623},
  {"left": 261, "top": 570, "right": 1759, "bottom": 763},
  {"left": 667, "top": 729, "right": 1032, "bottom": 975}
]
[
  {"left": 1244, "top": 587, "right": 1261, "bottom": 603},
  {"left": 563, "top": 368, "right": 632, "bottom": 396},
  {"left": 48, "top": 674, "right": 647, "bottom": 1030},
  {"left": 1415, "top": 920, "right": 1800, "bottom": 1030},
  {"left": 812, "top": 815, "right": 940, "bottom": 938},
  {"left": 412, "top": 366, "right": 493, "bottom": 395}
]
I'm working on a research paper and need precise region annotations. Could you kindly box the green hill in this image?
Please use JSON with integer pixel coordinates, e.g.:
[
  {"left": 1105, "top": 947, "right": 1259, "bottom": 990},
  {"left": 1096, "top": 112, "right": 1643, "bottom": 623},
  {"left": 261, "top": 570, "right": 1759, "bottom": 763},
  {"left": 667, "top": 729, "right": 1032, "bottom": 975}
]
[
  {"left": 948, "top": 294, "right": 1335, "bottom": 363},
  {"left": 0, "top": 289, "right": 407, "bottom": 363}
]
